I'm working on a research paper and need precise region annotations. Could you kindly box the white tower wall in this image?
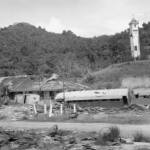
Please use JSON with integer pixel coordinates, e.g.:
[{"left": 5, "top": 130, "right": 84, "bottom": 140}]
[{"left": 129, "top": 18, "right": 140, "bottom": 59}]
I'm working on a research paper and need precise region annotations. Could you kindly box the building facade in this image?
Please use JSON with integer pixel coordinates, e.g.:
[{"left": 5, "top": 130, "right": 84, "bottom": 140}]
[{"left": 129, "top": 17, "right": 140, "bottom": 59}]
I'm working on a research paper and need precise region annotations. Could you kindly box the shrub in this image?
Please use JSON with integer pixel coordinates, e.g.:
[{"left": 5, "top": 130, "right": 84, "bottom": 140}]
[
  {"left": 103, "top": 126, "right": 120, "bottom": 142},
  {"left": 84, "top": 74, "right": 96, "bottom": 84},
  {"left": 133, "top": 130, "right": 150, "bottom": 142},
  {"left": 96, "top": 126, "right": 120, "bottom": 145},
  {"left": 106, "top": 83, "right": 112, "bottom": 89}
]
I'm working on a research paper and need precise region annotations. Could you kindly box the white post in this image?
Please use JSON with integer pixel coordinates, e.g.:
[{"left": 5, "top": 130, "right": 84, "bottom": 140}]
[
  {"left": 49, "top": 100, "right": 53, "bottom": 117},
  {"left": 73, "top": 104, "right": 76, "bottom": 113},
  {"left": 49, "top": 104, "right": 53, "bottom": 117},
  {"left": 33, "top": 104, "right": 37, "bottom": 114},
  {"left": 60, "top": 104, "right": 63, "bottom": 114},
  {"left": 44, "top": 104, "right": 47, "bottom": 114}
]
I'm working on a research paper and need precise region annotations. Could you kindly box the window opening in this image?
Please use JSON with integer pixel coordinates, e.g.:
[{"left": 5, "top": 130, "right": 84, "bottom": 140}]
[{"left": 123, "top": 96, "right": 128, "bottom": 105}]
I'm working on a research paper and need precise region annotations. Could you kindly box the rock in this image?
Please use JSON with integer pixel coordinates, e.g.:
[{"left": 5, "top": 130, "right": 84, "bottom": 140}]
[
  {"left": 0, "top": 135, "right": 9, "bottom": 146},
  {"left": 0, "top": 145, "right": 11, "bottom": 150},
  {"left": 67, "top": 137, "right": 76, "bottom": 144},
  {"left": 120, "top": 138, "right": 134, "bottom": 144},
  {"left": 69, "top": 113, "right": 78, "bottom": 119},
  {"left": 44, "top": 143, "right": 61, "bottom": 150},
  {"left": 125, "top": 138, "right": 134, "bottom": 144},
  {"left": 25, "top": 148, "right": 38, "bottom": 150},
  {"left": 76, "top": 132, "right": 89, "bottom": 141},
  {"left": 46, "top": 125, "right": 58, "bottom": 136}
]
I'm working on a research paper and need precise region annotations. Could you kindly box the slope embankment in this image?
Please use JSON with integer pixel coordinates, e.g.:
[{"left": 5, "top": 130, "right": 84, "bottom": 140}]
[{"left": 82, "top": 60, "right": 150, "bottom": 89}]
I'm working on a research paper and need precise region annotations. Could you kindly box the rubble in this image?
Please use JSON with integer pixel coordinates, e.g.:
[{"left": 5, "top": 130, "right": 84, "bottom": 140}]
[
  {"left": 0, "top": 102, "right": 150, "bottom": 122},
  {"left": 120, "top": 138, "right": 134, "bottom": 144},
  {"left": 77, "top": 103, "right": 150, "bottom": 114},
  {"left": 0, "top": 125, "right": 139, "bottom": 150}
]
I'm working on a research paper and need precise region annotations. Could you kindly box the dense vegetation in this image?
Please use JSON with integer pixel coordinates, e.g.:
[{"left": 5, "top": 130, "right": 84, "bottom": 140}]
[{"left": 0, "top": 22, "right": 150, "bottom": 79}]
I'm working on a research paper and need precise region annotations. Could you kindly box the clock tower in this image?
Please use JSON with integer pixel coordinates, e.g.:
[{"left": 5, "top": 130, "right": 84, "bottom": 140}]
[{"left": 129, "top": 17, "right": 140, "bottom": 59}]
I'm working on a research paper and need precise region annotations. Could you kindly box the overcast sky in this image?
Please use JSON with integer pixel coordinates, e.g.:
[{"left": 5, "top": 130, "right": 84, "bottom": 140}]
[{"left": 0, "top": 0, "right": 150, "bottom": 37}]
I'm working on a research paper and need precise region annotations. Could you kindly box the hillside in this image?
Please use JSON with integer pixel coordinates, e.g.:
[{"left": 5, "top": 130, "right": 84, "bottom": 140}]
[
  {"left": 0, "top": 22, "right": 150, "bottom": 79},
  {"left": 82, "top": 60, "right": 150, "bottom": 89},
  {"left": 0, "top": 23, "right": 113, "bottom": 78}
]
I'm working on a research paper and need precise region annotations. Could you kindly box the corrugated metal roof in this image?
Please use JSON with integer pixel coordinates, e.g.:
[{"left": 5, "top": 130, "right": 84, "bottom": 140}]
[
  {"left": 1, "top": 77, "right": 30, "bottom": 92},
  {"left": 0, "top": 77, "right": 9, "bottom": 84},
  {"left": 1, "top": 75, "right": 89, "bottom": 92},
  {"left": 133, "top": 88, "right": 150, "bottom": 96},
  {"left": 41, "top": 80, "right": 89, "bottom": 91},
  {"left": 10, "top": 77, "right": 43, "bottom": 92},
  {"left": 55, "top": 89, "right": 129, "bottom": 101}
]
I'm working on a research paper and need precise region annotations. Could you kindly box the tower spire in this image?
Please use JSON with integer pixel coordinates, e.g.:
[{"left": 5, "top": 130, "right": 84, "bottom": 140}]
[{"left": 129, "top": 17, "right": 140, "bottom": 60}]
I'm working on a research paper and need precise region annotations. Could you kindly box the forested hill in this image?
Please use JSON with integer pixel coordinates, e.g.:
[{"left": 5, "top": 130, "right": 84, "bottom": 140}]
[{"left": 0, "top": 22, "right": 150, "bottom": 79}]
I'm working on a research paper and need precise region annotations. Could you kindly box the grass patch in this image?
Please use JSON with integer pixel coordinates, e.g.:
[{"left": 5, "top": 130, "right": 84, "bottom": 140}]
[
  {"left": 82, "top": 60, "right": 150, "bottom": 89},
  {"left": 77, "top": 114, "right": 150, "bottom": 125},
  {"left": 27, "top": 114, "right": 69, "bottom": 122},
  {"left": 105, "top": 115, "right": 150, "bottom": 125},
  {"left": 96, "top": 126, "right": 120, "bottom": 145},
  {"left": 133, "top": 130, "right": 150, "bottom": 142}
]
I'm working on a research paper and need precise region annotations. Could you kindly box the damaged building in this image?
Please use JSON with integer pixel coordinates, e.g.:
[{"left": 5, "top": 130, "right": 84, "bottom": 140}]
[{"left": 0, "top": 74, "right": 89, "bottom": 103}]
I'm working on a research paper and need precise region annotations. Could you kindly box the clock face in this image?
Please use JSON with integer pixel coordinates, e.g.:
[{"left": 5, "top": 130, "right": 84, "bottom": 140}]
[{"left": 133, "top": 30, "right": 138, "bottom": 35}]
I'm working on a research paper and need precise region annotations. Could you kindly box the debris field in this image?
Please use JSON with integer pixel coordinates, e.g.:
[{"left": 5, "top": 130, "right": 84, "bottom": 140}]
[{"left": 1, "top": 124, "right": 149, "bottom": 150}]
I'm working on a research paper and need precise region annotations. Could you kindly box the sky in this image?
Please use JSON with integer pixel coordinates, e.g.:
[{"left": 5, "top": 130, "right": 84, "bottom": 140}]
[{"left": 0, "top": 0, "right": 150, "bottom": 37}]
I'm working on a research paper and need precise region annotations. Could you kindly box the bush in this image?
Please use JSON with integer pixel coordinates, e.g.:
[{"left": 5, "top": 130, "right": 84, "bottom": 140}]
[
  {"left": 96, "top": 126, "right": 120, "bottom": 145},
  {"left": 133, "top": 130, "right": 150, "bottom": 142},
  {"left": 84, "top": 74, "right": 96, "bottom": 84},
  {"left": 106, "top": 83, "right": 112, "bottom": 89},
  {"left": 103, "top": 126, "right": 120, "bottom": 142}
]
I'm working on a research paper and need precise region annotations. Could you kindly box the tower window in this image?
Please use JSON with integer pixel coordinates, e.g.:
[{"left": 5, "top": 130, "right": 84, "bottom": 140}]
[
  {"left": 134, "top": 25, "right": 136, "bottom": 28},
  {"left": 135, "top": 46, "right": 137, "bottom": 50}
]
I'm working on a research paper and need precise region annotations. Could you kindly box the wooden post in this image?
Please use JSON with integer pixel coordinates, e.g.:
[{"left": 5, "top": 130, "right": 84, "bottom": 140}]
[
  {"left": 44, "top": 104, "right": 47, "bottom": 114},
  {"left": 49, "top": 104, "right": 53, "bottom": 117},
  {"left": 33, "top": 104, "right": 37, "bottom": 114},
  {"left": 60, "top": 104, "right": 63, "bottom": 114},
  {"left": 49, "top": 100, "right": 53, "bottom": 117},
  {"left": 73, "top": 104, "right": 76, "bottom": 113}
]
